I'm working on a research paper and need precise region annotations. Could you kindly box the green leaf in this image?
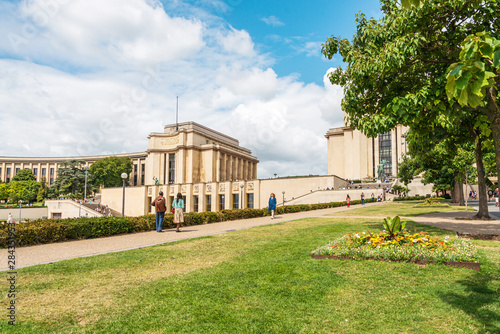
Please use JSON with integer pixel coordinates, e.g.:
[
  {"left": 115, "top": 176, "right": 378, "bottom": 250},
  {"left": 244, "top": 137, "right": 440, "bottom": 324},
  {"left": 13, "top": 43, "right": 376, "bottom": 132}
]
[
  {"left": 449, "top": 64, "right": 463, "bottom": 76},
  {"left": 458, "top": 88, "right": 468, "bottom": 106},
  {"left": 494, "top": 49, "right": 500, "bottom": 68},
  {"left": 401, "top": 0, "right": 411, "bottom": 9},
  {"left": 455, "top": 74, "right": 470, "bottom": 91},
  {"left": 480, "top": 43, "right": 494, "bottom": 58},
  {"left": 445, "top": 77, "right": 456, "bottom": 100}
]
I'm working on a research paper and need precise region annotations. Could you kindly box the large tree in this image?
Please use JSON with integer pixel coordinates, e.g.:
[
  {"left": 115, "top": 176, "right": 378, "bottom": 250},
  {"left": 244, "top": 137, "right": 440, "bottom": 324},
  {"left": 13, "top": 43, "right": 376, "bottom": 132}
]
[
  {"left": 89, "top": 156, "right": 132, "bottom": 188},
  {"left": 322, "top": 0, "right": 499, "bottom": 218},
  {"left": 11, "top": 168, "right": 36, "bottom": 182},
  {"left": 50, "top": 160, "right": 90, "bottom": 196}
]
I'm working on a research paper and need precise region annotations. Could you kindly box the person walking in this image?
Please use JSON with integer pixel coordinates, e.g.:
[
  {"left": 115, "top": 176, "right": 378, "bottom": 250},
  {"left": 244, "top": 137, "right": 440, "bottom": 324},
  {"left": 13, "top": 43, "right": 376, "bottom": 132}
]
[
  {"left": 151, "top": 191, "right": 166, "bottom": 232},
  {"left": 371, "top": 193, "right": 375, "bottom": 202},
  {"left": 172, "top": 192, "right": 185, "bottom": 232},
  {"left": 268, "top": 193, "right": 277, "bottom": 219},
  {"left": 346, "top": 194, "right": 350, "bottom": 208},
  {"left": 495, "top": 188, "right": 499, "bottom": 207},
  {"left": 361, "top": 192, "right": 365, "bottom": 205}
]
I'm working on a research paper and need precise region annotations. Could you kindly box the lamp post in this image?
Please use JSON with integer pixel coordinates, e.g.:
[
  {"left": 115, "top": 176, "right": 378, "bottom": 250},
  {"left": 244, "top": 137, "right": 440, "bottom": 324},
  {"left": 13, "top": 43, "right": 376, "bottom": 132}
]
[
  {"left": 19, "top": 200, "right": 22, "bottom": 223},
  {"left": 121, "top": 172, "right": 128, "bottom": 217},
  {"left": 282, "top": 191, "right": 285, "bottom": 206},
  {"left": 240, "top": 184, "right": 244, "bottom": 209},
  {"left": 84, "top": 167, "right": 89, "bottom": 201}
]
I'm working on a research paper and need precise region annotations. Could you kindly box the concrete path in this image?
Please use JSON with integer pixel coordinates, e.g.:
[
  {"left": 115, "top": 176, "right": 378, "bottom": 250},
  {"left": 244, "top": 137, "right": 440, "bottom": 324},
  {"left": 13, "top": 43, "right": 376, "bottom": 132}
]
[{"left": 2, "top": 201, "right": 499, "bottom": 271}]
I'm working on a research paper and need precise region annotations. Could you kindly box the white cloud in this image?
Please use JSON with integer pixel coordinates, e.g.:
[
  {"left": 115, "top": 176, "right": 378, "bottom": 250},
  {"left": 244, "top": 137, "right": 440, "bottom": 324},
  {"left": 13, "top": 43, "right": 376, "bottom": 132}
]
[
  {"left": 217, "top": 27, "right": 256, "bottom": 57},
  {"left": 2, "top": 0, "right": 204, "bottom": 68},
  {"left": 294, "top": 41, "right": 323, "bottom": 57},
  {"left": 0, "top": 0, "right": 345, "bottom": 178},
  {"left": 261, "top": 15, "right": 285, "bottom": 27}
]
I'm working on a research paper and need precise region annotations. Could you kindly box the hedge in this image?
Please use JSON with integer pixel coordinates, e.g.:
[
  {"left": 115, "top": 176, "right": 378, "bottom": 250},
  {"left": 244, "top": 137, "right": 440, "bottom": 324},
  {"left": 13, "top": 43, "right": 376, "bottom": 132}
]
[
  {"left": 393, "top": 196, "right": 427, "bottom": 202},
  {"left": 0, "top": 200, "right": 363, "bottom": 248}
]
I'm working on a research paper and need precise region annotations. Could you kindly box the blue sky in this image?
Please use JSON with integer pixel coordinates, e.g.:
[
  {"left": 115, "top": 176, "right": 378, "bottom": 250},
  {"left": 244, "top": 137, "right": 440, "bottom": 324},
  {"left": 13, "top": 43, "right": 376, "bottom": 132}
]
[
  {"left": 0, "top": 0, "right": 382, "bottom": 178},
  {"left": 221, "top": 0, "right": 382, "bottom": 84}
]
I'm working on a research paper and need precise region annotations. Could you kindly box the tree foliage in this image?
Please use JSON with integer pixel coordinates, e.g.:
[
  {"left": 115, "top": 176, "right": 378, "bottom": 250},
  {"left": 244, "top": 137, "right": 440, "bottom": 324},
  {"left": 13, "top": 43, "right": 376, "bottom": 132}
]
[
  {"left": 50, "top": 160, "right": 91, "bottom": 197},
  {"left": 89, "top": 157, "right": 132, "bottom": 188},
  {"left": 322, "top": 0, "right": 498, "bottom": 217},
  {"left": 11, "top": 168, "right": 36, "bottom": 182}
]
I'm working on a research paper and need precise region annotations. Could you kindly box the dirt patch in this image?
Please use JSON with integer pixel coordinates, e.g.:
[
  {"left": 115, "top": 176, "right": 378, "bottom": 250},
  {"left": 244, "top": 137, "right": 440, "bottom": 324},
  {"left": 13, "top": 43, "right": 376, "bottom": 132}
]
[{"left": 456, "top": 233, "right": 500, "bottom": 241}]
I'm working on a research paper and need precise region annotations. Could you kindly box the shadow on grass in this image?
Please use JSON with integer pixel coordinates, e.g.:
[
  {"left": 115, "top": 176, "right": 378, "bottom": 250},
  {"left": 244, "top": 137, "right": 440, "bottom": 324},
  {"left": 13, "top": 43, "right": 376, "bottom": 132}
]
[{"left": 439, "top": 263, "right": 500, "bottom": 333}]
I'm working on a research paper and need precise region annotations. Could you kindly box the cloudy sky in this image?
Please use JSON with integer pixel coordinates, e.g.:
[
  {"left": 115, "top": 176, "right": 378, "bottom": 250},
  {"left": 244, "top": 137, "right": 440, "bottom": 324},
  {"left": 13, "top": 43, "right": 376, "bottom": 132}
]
[{"left": 0, "top": 0, "right": 382, "bottom": 178}]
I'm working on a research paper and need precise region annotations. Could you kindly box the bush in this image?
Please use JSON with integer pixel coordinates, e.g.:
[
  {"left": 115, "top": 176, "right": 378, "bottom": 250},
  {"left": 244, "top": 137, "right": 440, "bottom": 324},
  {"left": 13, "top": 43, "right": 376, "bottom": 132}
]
[
  {"left": 393, "top": 196, "right": 427, "bottom": 202},
  {"left": 0, "top": 198, "right": 368, "bottom": 248},
  {"left": 441, "top": 194, "right": 452, "bottom": 199}
]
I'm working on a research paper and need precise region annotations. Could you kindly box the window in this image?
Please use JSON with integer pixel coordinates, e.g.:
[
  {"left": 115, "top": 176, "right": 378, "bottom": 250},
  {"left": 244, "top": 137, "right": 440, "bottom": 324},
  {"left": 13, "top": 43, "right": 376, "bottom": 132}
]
[
  {"left": 50, "top": 178, "right": 54, "bottom": 185},
  {"left": 33, "top": 168, "right": 38, "bottom": 176},
  {"left": 219, "top": 194, "right": 225, "bottom": 211},
  {"left": 206, "top": 195, "right": 212, "bottom": 212},
  {"left": 168, "top": 154, "right": 175, "bottom": 184},
  {"left": 232, "top": 194, "right": 239, "bottom": 209},
  {"left": 42, "top": 168, "right": 46, "bottom": 176},
  {"left": 379, "top": 132, "right": 392, "bottom": 177},
  {"left": 134, "top": 175, "right": 138, "bottom": 186},
  {"left": 6, "top": 178, "right": 10, "bottom": 183},
  {"left": 50, "top": 168, "right": 54, "bottom": 175},
  {"left": 193, "top": 195, "right": 199, "bottom": 212},
  {"left": 141, "top": 163, "right": 145, "bottom": 185},
  {"left": 15, "top": 168, "right": 20, "bottom": 174},
  {"left": 134, "top": 164, "right": 137, "bottom": 172},
  {"left": 247, "top": 193, "right": 254, "bottom": 209}
]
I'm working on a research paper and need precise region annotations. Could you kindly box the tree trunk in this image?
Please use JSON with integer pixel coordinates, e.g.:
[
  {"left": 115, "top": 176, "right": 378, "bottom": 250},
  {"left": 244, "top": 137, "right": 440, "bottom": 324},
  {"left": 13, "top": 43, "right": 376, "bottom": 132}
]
[
  {"left": 482, "top": 87, "right": 500, "bottom": 201},
  {"left": 472, "top": 134, "right": 490, "bottom": 219},
  {"left": 451, "top": 177, "right": 460, "bottom": 204},
  {"left": 459, "top": 182, "right": 465, "bottom": 206}
]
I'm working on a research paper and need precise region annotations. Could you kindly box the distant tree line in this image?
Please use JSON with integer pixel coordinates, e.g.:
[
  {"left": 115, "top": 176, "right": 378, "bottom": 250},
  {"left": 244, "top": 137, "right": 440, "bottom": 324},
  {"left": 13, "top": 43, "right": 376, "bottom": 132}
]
[{"left": 0, "top": 157, "right": 132, "bottom": 204}]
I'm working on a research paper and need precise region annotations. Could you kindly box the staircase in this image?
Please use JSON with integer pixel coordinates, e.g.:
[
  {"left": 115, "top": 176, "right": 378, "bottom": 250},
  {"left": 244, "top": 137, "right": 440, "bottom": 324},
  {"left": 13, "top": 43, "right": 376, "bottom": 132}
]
[{"left": 81, "top": 203, "right": 123, "bottom": 217}]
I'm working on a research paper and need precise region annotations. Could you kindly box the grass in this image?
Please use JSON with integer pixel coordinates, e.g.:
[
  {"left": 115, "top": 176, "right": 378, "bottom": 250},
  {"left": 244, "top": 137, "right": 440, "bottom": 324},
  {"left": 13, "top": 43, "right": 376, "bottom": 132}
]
[
  {"left": 1, "top": 215, "right": 499, "bottom": 333},
  {"left": 330, "top": 201, "right": 476, "bottom": 217}
]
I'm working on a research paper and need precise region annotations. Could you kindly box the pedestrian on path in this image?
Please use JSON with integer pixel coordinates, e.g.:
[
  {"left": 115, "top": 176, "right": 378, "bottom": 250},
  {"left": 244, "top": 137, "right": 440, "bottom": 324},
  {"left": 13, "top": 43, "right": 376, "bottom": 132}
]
[
  {"left": 495, "top": 188, "right": 499, "bottom": 207},
  {"left": 346, "top": 194, "right": 350, "bottom": 207},
  {"left": 268, "top": 193, "right": 277, "bottom": 219},
  {"left": 361, "top": 192, "right": 365, "bottom": 205},
  {"left": 371, "top": 193, "right": 375, "bottom": 202},
  {"left": 152, "top": 191, "right": 166, "bottom": 232},
  {"left": 173, "top": 192, "right": 185, "bottom": 232}
]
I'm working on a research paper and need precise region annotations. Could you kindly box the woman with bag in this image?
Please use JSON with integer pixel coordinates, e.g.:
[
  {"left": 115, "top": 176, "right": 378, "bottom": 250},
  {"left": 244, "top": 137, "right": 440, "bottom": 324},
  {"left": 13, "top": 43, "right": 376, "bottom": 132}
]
[{"left": 173, "top": 192, "right": 185, "bottom": 232}]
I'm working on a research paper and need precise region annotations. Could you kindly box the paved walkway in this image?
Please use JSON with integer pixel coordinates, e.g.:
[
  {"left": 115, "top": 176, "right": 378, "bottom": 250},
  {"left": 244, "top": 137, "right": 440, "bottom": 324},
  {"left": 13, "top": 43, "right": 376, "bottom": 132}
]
[{"left": 1, "top": 201, "right": 499, "bottom": 271}]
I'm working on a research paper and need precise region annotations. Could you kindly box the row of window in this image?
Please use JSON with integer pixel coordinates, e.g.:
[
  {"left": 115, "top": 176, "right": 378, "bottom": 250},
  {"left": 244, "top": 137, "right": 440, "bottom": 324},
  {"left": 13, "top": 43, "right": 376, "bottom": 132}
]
[
  {"left": 0, "top": 167, "right": 55, "bottom": 184},
  {"left": 379, "top": 132, "right": 393, "bottom": 176},
  {"left": 161, "top": 193, "right": 255, "bottom": 213}
]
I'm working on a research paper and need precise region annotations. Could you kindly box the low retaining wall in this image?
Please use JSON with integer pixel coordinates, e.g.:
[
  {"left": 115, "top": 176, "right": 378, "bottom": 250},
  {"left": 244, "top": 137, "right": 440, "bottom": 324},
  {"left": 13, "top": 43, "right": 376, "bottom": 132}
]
[{"left": 0, "top": 207, "right": 48, "bottom": 221}]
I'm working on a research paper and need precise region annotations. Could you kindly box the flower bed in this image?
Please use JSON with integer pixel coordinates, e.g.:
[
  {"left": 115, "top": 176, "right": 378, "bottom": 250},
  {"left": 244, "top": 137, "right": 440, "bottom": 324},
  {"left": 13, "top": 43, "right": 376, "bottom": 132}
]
[{"left": 312, "top": 230, "right": 480, "bottom": 270}]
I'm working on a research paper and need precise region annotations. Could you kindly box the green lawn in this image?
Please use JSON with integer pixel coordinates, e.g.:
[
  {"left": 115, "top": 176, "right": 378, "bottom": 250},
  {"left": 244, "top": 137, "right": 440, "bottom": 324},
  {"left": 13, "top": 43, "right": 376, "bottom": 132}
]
[
  {"left": 330, "top": 202, "right": 476, "bottom": 217},
  {"left": 1, "top": 216, "right": 498, "bottom": 333}
]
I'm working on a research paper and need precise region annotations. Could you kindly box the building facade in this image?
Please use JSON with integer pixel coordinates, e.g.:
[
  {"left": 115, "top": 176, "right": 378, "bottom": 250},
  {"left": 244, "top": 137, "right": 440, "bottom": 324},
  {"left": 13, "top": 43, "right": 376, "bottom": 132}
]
[
  {"left": 325, "top": 124, "right": 409, "bottom": 180},
  {"left": 0, "top": 122, "right": 258, "bottom": 187}
]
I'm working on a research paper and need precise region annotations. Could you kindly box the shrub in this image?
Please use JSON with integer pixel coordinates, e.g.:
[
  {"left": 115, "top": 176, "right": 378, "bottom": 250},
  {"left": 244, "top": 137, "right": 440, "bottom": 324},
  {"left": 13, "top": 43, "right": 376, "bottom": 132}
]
[{"left": 393, "top": 196, "right": 427, "bottom": 202}]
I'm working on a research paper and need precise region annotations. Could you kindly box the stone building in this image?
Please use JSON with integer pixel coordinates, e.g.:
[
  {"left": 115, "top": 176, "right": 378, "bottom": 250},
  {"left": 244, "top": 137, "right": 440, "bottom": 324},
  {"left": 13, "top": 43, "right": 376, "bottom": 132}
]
[
  {"left": 1, "top": 121, "right": 347, "bottom": 217},
  {"left": 325, "top": 124, "right": 409, "bottom": 180}
]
